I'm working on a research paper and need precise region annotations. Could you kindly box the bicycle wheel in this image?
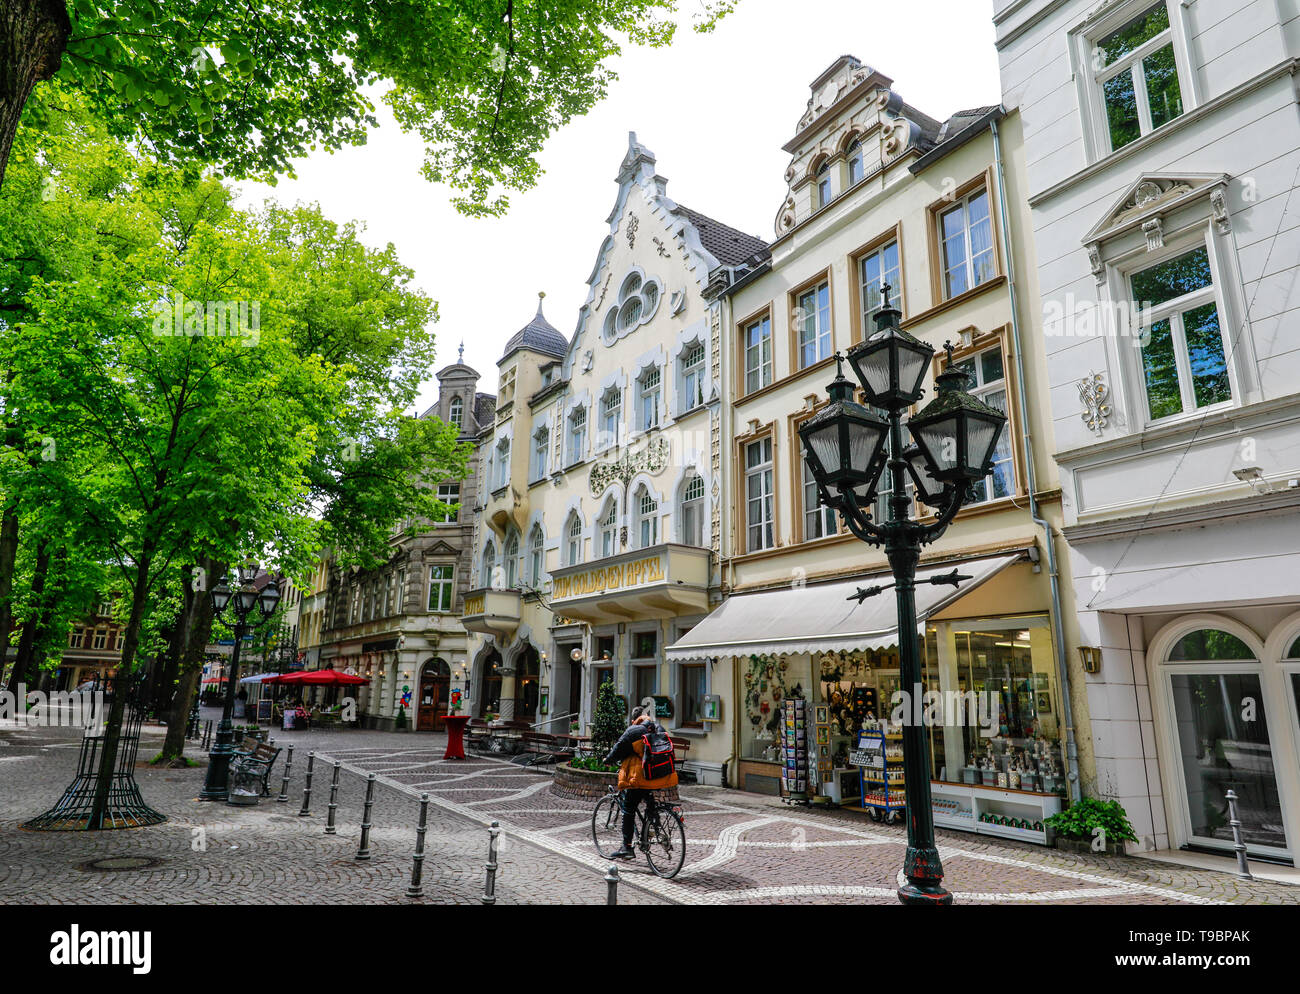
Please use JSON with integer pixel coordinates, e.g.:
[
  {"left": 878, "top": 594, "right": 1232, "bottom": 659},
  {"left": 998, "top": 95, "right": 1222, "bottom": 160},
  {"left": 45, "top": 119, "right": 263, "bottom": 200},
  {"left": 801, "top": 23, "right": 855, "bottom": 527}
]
[
  {"left": 643, "top": 803, "right": 686, "bottom": 878},
  {"left": 592, "top": 793, "right": 626, "bottom": 859}
]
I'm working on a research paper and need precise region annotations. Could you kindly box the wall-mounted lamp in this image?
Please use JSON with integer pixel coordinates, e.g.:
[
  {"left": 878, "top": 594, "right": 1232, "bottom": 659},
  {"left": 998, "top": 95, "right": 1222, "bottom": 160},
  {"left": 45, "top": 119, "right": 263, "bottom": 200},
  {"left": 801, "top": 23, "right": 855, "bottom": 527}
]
[{"left": 1078, "top": 646, "right": 1102, "bottom": 674}]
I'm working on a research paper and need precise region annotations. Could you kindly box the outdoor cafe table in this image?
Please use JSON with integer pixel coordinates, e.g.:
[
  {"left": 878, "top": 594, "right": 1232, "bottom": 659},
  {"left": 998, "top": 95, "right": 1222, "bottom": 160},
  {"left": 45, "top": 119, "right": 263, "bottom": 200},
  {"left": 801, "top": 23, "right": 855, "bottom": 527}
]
[
  {"left": 443, "top": 714, "right": 471, "bottom": 760},
  {"left": 553, "top": 733, "right": 592, "bottom": 758}
]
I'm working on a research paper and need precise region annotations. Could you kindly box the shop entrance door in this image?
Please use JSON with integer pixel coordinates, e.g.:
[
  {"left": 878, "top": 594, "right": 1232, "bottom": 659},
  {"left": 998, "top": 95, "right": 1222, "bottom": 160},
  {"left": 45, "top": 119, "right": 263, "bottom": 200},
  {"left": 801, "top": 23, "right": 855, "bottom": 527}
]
[{"left": 417, "top": 659, "right": 450, "bottom": 732}]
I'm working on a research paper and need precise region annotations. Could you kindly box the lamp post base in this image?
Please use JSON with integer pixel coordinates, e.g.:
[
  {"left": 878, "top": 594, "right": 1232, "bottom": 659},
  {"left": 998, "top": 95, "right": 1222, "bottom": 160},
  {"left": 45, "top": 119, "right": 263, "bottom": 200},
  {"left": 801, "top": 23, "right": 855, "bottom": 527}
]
[
  {"left": 898, "top": 879, "right": 954, "bottom": 906},
  {"left": 199, "top": 719, "right": 236, "bottom": 802},
  {"left": 899, "top": 844, "right": 952, "bottom": 905}
]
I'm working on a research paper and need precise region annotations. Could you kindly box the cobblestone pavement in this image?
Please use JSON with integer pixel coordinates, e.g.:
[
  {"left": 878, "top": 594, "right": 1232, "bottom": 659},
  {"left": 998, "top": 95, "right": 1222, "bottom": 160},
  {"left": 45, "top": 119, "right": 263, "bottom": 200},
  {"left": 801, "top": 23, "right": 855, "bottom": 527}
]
[
  {"left": 0, "top": 718, "right": 663, "bottom": 905},
  {"left": 3, "top": 716, "right": 1297, "bottom": 905}
]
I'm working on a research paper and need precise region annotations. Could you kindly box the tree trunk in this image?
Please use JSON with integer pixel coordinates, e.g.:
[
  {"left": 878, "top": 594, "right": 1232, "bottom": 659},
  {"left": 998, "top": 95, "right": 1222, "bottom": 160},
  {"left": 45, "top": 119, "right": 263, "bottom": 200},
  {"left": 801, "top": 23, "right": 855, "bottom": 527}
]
[
  {"left": 6, "top": 537, "right": 50, "bottom": 694},
  {"left": 88, "top": 547, "right": 152, "bottom": 829},
  {"left": 0, "top": 499, "right": 19, "bottom": 688},
  {"left": 159, "top": 555, "right": 222, "bottom": 762},
  {"left": 0, "top": 0, "right": 70, "bottom": 189}
]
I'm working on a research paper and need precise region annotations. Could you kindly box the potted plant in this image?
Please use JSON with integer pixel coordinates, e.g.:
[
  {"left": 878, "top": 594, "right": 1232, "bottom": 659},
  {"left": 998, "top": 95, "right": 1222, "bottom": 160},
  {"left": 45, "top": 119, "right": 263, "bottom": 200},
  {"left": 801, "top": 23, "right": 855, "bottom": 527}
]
[{"left": 1046, "top": 798, "right": 1137, "bottom": 855}]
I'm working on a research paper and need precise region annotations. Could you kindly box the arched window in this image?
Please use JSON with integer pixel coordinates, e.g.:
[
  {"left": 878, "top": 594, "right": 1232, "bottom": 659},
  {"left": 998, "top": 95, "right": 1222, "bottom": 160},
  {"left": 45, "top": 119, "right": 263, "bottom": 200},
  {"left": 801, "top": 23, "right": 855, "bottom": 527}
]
[
  {"left": 494, "top": 437, "right": 510, "bottom": 490},
  {"left": 680, "top": 342, "right": 705, "bottom": 413},
  {"left": 448, "top": 395, "right": 463, "bottom": 429},
  {"left": 599, "top": 497, "right": 618, "bottom": 558},
  {"left": 601, "top": 388, "right": 622, "bottom": 448},
  {"left": 532, "top": 426, "right": 549, "bottom": 481},
  {"left": 817, "top": 160, "right": 833, "bottom": 207},
  {"left": 527, "top": 525, "right": 544, "bottom": 586},
  {"left": 680, "top": 473, "right": 705, "bottom": 547},
  {"left": 846, "top": 137, "right": 864, "bottom": 186},
  {"left": 635, "top": 485, "right": 659, "bottom": 548},
  {"left": 480, "top": 541, "right": 497, "bottom": 588},
  {"left": 565, "top": 512, "right": 583, "bottom": 566},
  {"left": 638, "top": 366, "right": 660, "bottom": 431},
  {"left": 503, "top": 530, "right": 520, "bottom": 588},
  {"left": 569, "top": 406, "right": 587, "bottom": 464}
]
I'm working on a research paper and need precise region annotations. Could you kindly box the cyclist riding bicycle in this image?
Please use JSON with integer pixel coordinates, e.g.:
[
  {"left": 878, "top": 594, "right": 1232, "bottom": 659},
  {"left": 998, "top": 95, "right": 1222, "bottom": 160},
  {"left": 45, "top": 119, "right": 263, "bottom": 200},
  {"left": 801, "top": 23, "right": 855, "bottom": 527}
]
[{"left": 602, "top": 706, "right": 678, "bottom": 860}]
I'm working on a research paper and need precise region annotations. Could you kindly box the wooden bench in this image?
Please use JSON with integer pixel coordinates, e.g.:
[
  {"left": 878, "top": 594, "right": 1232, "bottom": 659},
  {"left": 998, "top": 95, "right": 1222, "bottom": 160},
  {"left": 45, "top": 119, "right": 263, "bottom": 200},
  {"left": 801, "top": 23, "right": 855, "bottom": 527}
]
[
  {"left": 232, "top": 736, "right": 282, "bottom": 796},
  {"left": 669, "top": 736, "right": 693, "bottom": 782}
]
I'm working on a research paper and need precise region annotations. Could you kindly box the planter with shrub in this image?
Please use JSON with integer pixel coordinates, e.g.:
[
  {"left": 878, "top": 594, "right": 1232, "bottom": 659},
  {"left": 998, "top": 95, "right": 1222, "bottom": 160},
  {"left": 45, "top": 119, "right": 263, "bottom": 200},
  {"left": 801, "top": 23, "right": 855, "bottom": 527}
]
[{"left": 1046, "top": 798, "right": 1137, "bottom": 855}]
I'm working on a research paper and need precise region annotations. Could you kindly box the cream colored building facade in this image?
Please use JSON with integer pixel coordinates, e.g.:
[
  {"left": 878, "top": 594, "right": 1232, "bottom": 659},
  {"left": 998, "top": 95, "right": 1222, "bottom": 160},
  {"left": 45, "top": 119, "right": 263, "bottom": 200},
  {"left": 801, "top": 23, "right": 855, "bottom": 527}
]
[
  {"left": 459, "top": 135, "right": 768, "bottom": 784},
  {"left": 664, "top": 56, "right": 1094, "bottom": 841}
]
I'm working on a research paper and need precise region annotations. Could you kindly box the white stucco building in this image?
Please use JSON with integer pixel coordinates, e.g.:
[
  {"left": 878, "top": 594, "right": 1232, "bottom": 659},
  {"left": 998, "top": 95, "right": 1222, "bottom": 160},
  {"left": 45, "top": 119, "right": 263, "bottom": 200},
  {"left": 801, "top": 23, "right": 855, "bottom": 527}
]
[{"left": 994, "top": 0, "right": 1300, "bottom": 862}]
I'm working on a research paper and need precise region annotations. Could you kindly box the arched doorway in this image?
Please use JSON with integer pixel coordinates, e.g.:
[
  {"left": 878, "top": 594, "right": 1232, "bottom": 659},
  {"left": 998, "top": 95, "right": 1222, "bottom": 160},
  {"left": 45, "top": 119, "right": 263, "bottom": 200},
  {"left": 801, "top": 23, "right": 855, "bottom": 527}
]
[
  {"left": 479, "top": 650, "right": 503, "bottom": 718},
  {"left": 516, "top": 645, "right": 541, "bottom": 724},
  {"left": 417, "top": 658, "right": 450, "bottom": 732}
]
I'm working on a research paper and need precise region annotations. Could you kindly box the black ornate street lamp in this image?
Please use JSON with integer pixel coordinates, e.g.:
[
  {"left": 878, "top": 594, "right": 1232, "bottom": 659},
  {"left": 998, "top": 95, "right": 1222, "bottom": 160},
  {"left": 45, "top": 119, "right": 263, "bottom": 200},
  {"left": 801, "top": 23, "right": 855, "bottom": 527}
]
[
  {"left": 199, "top": 562, "right": 281, "bottom": 801},
  {"left": 798, "top": 286, "right": 1006, "bottom": 906}
]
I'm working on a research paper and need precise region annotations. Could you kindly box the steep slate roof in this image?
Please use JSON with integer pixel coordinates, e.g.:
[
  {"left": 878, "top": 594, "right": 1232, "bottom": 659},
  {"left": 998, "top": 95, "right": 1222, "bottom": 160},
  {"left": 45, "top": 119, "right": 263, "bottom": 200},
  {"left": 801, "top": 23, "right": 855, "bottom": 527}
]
[
  {"left": 930, "top": 106, "right": 1001, "bottom": 144},
  {"left": 675, "top": 205, "right": 770, "bottom": 267},
  {"left": 473, "top": 392, "right": 496, "bottom": 424},
  {"left": 500, "top": 294, "right": 569, "bottom": 361}
]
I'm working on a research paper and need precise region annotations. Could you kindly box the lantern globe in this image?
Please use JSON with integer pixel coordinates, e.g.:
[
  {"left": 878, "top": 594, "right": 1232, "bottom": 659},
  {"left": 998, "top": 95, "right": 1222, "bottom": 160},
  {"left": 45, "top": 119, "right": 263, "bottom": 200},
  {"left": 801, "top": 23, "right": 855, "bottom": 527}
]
[
  {"left": 234, "top": 584, "right": 259, "bottom": 616},
  {"left": 259, "top": 578, "right": 282, "bottom": 617},
  {"left": 210, "top": 576, "right": 233, "bottom": 615},
  {"left": 844, "top": 289, "right": 933, "bottom": 411},
  {"left": 797, "top": 369, "right": 889, "bottom": 495},
  {"left": 903, "top": 445, "right": 947, "bottom": 508},
  {"left": 907, "top": 364, "right": 1007, "bottom": 482}
]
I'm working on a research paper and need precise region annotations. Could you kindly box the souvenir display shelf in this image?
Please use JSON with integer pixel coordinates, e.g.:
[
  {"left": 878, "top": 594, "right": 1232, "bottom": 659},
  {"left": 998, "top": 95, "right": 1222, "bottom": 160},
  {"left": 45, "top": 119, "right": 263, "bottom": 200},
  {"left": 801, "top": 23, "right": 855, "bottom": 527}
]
[
  {"left": 928, "top": 782, "right": 1064, "bottom": 845},
  {"left": 853, "top": 728, "right": 905, "bottom": 823},
  {"left": 780, "top": 698, "right": 811, "bottom": 804}
]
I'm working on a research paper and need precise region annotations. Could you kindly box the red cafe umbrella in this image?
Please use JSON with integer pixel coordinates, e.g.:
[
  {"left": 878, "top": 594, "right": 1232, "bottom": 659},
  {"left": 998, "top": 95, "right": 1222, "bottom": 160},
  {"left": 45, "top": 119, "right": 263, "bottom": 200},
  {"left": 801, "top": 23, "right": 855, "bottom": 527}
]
[{"left": 262, "top": 669, "right": 369, "bottom": 686}]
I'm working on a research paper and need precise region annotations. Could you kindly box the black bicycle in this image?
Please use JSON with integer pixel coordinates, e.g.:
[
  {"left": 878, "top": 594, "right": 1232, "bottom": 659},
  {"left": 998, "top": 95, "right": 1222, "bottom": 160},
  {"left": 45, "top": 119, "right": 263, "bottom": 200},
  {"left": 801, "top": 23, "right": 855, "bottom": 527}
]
[{"left": 591, "top": 786, "right": 687, "bottom": 878}]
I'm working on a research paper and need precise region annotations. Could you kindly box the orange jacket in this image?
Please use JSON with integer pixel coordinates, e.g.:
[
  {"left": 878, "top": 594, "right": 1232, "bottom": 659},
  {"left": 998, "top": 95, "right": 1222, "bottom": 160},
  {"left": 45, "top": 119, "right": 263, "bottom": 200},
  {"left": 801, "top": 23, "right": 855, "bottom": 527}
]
[{"left": 615, "top": 725, "right": 679, "bottom": 791}]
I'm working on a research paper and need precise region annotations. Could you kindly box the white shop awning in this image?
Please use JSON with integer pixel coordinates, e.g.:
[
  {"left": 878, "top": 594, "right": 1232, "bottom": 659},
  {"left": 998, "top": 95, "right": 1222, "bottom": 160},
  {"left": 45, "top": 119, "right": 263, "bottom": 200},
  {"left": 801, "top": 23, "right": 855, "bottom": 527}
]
[{"left": 666, "top": 553, "right": 1023, "bottom": 661}]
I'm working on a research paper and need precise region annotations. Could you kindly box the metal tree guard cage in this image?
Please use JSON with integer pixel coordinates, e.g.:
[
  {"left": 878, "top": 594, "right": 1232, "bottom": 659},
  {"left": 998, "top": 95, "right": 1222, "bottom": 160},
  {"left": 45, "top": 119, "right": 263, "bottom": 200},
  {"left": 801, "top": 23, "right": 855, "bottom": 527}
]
[{"left": 24, "top": 674, "right": 167, "bottom": 831}]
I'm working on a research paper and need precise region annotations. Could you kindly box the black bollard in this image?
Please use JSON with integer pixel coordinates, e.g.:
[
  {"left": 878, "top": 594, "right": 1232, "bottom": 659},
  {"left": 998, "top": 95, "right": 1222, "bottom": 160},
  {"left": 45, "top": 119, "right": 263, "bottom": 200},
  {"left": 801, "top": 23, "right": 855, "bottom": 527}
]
[
  {"left": 356, "top": 773, "right": 377, "bottom": 860},
  {"left": 1225, "top": 790, "right": 1254, "bottom": 880},
  {"left": 325, "top": 760, "right": 341, "bottom": 835},
  {"left": 298, "top": 751, "right": 315, "bottom": 817},
  {"left": 605, "top": 863, "right": 620, "bottom": 905},
  {"left": 407, "top": 792, "right": 430, "bottom": 898},
  {"left": 277, "top": 744, "right": 294, "bottom": 802},
  {"left": 480, "top": 820, "right": 501, "bottom": 905}
]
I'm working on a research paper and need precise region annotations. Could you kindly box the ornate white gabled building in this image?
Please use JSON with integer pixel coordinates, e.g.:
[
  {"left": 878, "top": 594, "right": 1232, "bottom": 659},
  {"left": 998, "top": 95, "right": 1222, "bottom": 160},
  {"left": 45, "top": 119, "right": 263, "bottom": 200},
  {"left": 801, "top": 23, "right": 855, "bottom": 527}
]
[{"left": 458, "top": 134, "right": 767, "bottom": 784}]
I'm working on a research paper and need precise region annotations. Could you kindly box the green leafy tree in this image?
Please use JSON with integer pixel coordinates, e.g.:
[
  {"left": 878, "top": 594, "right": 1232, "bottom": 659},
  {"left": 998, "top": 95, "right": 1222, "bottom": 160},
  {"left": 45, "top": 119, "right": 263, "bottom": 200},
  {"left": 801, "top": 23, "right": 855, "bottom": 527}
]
[
  {"left": 592, "top": 679, "right": 628, "bottom": 756},
  {"left": 1, "top": 0, "right": 740, "bottom": 210}
]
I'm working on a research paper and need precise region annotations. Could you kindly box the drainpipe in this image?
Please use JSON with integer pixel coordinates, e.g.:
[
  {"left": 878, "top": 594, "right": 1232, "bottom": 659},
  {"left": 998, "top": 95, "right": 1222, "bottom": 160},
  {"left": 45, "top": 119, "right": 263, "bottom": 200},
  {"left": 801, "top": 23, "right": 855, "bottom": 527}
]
[{"left": 991, "top": 115, "right": 1080, "bottom": 806}]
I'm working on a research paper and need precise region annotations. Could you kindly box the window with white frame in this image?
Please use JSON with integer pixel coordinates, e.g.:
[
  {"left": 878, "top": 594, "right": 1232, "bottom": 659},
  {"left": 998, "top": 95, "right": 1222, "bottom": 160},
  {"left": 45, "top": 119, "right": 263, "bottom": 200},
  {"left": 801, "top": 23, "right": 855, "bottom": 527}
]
[
  {"left": 436, "top": 483, "right": 459, "bottom": 523},
  {"left": 532, "top": 426, "right": 549, "bottom": 481},
  {"left": 744, "top": 315, "right": 773, "bottom": 393},
  {"left": 636, "top": 486, "right": 659, "bottom": 548},
  {"left": 499, "top": 367, "right": 516, "bottom": 405},
  {"left": 599, "top": 498, "right": 618, "bottom": 558},
  {"left": 428, "top": 564, "right": 454, "bottom": 612},
  {"left": 448, "top": 395, "right": 463, "bottom": 429},
  {"left": 802, "top": 455, "right": 837, "bottom": 540},
  {"left": 939, "top": 188, "right": 995, "bottom": 299},
  {"left": 871, "top": 410, "right": 915, "bottom": 522},
  {"left": 638, "top": 366, "right": 661, "bottom": 431},
  {"left": 680, "top": 473, "right": 705, "bottom": 547},
  {"left": 1093, "top": 2, "right": 1184, "bottom": 153},
  {"left": 860, "top": 240, "right": 900, "bottom": 333},
  {"left": 568, "top": 406, "right": 587, "bottom": 465},
  {"left": 950, "top": 345, "right": 1014, "bottom": 503},
  {"left": 92, "top": 629, "right": 107, "bottom": 650},
  {"left": 396, "top": 568, "right": 405, "bottom": 613},
  {"left": 600, "top": 387, "right": 622, "bottom": 448},
  {"left": 796, "top": 281, "right": 832, "bottom": 369},
  {"left": 680, "top": 342, "right": 706, "bottom": 412},
  {"left": 1129, "top": 244, "right": 1230, "bottom": 423},
  {"left": 493, "top": 438, "right": 510, "bottom": 490},
  {"left": 817, "top": 161, "right": 832, "bottom": 208},
  {"left": 847, "top": 138, "right": 864, "bottom": 186},
  {"left": 383, "top": 572, "right": 394, "bottom": 615},
  {"left": 69, "top": 627, "right": 84, "bottom": 649},
  {"left": 745, "top": 437, "right": 775, "bottom": 552},
  {"left": 527, "top": 525, "right": 544, "bottom": 587},
  {"left": 565, "top": 512, "right": 583, "bottom": 566},
  {"left": 503, "top": 530, "right": 520, "bottom": 588},
  {"left": 480, "top": 542, "right": 497, "bottom": 588}
]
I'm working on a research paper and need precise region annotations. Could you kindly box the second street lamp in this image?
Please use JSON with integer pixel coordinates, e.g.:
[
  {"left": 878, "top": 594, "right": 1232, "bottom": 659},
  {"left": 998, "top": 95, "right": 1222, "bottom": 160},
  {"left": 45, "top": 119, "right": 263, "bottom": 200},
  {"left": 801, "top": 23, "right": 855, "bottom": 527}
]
[
  {"left": 199, "top": 563, "right": 281, "bottom": 802},
  {"left": 798, "top": 286, "right": 1007, "bottom": 906}
]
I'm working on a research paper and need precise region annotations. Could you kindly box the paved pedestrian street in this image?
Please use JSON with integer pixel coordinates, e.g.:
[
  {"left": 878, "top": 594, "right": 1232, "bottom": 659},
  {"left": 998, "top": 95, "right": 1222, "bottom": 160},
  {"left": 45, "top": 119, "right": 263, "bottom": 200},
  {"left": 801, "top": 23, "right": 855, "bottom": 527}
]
[{"left": 2, "top": 720, "right": 1297, "bottom": 906}]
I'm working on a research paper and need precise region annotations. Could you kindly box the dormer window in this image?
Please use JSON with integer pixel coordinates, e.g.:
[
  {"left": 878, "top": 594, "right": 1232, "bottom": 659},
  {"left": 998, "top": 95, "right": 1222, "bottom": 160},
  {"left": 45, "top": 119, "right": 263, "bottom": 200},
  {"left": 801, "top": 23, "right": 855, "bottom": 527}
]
[{"left": 448, "top": 396, "right": 463, "bottom": 429}]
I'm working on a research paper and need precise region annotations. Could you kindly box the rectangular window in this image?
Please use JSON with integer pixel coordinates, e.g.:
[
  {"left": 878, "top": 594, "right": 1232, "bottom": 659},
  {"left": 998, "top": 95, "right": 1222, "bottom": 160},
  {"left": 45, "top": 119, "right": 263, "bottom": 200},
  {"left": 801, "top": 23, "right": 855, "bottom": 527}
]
[
  {"left": 635, "top": 665, "right": 657, "bottom": 703},
  {"left": 802, "top": 456, "right": 838, "bottom": 540},
  {"left": 950, "top": 345, "right": 1014, "bottom": 503},
  {"left": 1095, "top": 2, "right": 1183, "bottom": 152},
  {"left": 744, "top": 315, "right": 773, "bottom": 393},
  {"left": 436, "top": 483, "right": 459, "bottom": 523},
  {"left": 596, "top": 636, "right": 616, "bottom": 662},
  {"left": 681, "top": 344, "right": 706, "bottom": 412},
  {"left": 396, "top": 569, "right": 405, "bottom": 614},
  {"left": 940, "top": 189, "right": 994, "bottom": 299},
  {"left": 639, "top": 367, "right": 660, "bottom": 431},
  {"left": 745, "top": 437, "right": 775, "bottom": 552},
  {"left": 796, "top": 282, "right": 832, "bottom": 369},
  {"left": 383, "top": 573, "right": 394, "bottom": 615},
  {"left": 681, "top": 663, "right": 706, "bottom": 728},
  {"left": 92, "top": 629, "right": 107, "bottom": 650},
  {"left": 859, "top": 240, "right": 900, "bottom": 333},
  {"left": 847, "top": 143, "right": 864, "bottom": 186},
  {"left": 1130, "top": 245, "right": 1229, "bottom": 422},
  {"left": 427, "top": 565, "right": 454, "bottom": 613},
  {"left": 569, "top": 407, "right": 586, "bottom": 465},
  {"left": 69, "top": 627, "right": 84, "bottom": 649},
  {"left": 633, "top": 630, "right": 658, "bottom": 659},
  {"left": 494, "top": 441, "right": 510, "bottom": 490}
]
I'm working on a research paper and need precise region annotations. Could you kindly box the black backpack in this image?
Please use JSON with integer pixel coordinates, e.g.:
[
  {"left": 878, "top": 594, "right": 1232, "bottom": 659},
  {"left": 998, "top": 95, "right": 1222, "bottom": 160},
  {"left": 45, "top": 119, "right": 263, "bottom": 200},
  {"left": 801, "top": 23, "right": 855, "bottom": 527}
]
[{"left": 640, "top": 721, "right": 675, "bottom": 780}]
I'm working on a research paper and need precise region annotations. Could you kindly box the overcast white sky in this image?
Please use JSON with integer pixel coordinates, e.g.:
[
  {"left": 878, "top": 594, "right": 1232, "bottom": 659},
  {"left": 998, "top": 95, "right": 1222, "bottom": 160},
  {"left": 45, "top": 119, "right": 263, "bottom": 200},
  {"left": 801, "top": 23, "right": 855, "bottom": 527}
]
[{"left": 236, "top": 0, "right": 1001, "bottom": 410}]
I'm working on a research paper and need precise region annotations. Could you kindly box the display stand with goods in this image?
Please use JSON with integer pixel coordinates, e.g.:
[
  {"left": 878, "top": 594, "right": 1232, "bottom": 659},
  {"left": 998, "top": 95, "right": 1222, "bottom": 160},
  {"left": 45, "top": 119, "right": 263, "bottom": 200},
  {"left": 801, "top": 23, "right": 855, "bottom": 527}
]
[
  {"left": 780, "top": 698, "right": 811, "bottom": 804},
  {"left": 853, "top": 726, "right": 905, "bottom": 823}
]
